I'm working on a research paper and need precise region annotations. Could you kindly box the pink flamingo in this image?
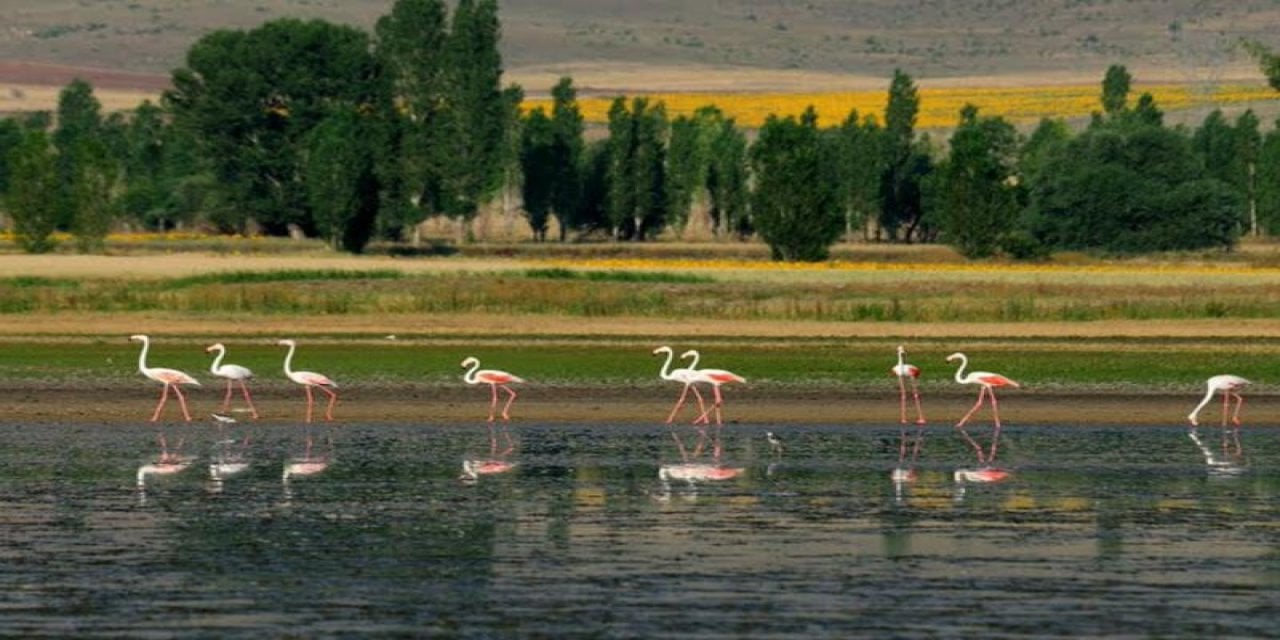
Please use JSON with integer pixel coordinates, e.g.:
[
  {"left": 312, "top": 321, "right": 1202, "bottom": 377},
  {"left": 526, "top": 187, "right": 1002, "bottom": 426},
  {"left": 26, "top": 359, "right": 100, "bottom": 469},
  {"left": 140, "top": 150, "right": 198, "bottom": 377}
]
[
  {"left": 131, "top": 334, "right": 200, "bottom": 423},
  {"left": 653, "top": 346, "right": 708, "bottom": 424},
  {"left": 461, "top": 356, "right": 524, "bottom": 425},
  {"left": 1188, "top": 374, "right": 1250, "bottom": 456},
  {"left": 682, "top": 349, "right": 746, "bottom": 428},
  {"left": 946, "top": 352, "right": 1019, "bottom": 465},
  {"left": 892, "top": 345, "right": 927, "bottom": 465},
  {"left": 206, "top": 343, "right": 259, "bottom": 419},
  {"left": 278, "top": 339, "right": 338, "bottom": 423}
]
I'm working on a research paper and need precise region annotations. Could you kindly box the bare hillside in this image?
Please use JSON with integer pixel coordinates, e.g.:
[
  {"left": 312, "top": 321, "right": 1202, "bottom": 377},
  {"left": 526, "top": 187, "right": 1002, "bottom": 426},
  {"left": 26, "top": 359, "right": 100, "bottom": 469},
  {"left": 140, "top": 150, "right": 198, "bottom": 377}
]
[{"left": 0, "top": 0, "right": 1275, "bottom": 93}]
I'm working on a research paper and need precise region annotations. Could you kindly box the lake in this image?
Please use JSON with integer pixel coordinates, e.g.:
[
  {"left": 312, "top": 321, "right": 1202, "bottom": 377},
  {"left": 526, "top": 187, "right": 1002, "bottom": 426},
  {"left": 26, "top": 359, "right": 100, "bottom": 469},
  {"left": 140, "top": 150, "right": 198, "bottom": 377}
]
[{"left": 1, "top": 421, "right": 1278, "bottom": 638}]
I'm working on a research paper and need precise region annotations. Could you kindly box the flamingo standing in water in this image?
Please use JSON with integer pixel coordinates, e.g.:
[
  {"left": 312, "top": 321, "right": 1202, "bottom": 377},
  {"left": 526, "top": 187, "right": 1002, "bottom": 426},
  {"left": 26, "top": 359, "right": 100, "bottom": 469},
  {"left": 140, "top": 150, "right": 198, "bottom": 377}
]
[
  {"left": 946, "top": 352, "right": 1019, "bottom": 465},
  {"left": 892, "top": 345, "right": 927, "bottom": 466},
  {"left": 462, "top": 356, "right": 524, "bottom": 418},
  {"left": 278, "top": 339, "right": 338, "bottom": 422},
  {"left": 653, "top": 346, "right": 708, "bottom": 424},
  {"left": 205, "top": 343, "right": 259, "bottom": 419},
  {"left": 1188, "top": 374, "right": 1250, "bottom": 456},
  {"left": 131, "top": 334, "right": 200, "bottom": 423},
  {"left": 682, "top": 349, "right": 746, "bottom": 427}
]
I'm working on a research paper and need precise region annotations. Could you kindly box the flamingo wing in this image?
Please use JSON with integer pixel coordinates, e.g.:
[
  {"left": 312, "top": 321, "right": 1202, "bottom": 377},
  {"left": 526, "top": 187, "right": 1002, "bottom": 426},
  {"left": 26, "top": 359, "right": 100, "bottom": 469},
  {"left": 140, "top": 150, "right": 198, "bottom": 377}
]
[
  {"left": 702, "top": 369, "right": 745, "bottom": 384},
  {"left": 152, "top": 367, "right": 199, "bottom": 385},
  {"left": 892, "top": 363, "right": 920, "bottom": 378},
  {"left": 295, "top": 370, "right": 337, "bottom": 387},
  {"left": 216, "top": 364, "right": 254, "bottom": 380},
  {"left": 477, "top": 370, "right": 523, "bottom": 384},
  {"left": 974, "top": 372, "right": 1019, "bottom": 388}
]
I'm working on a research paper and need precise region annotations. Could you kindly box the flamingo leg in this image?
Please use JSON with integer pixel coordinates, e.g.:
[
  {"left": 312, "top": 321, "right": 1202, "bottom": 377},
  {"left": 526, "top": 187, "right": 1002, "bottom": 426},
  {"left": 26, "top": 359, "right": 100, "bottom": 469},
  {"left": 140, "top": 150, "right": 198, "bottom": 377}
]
[
  {"left": 486, "top": 383, "right": 499, "bottom": 422},
  {"left": 666, "top": 384, "right": 693, "bottom": 424},
  {"left": 500, "top": 385, "right": 517, "bottom": 421},
  {"left": 955, "top": 386, "right": 987, "bottom": 428},
  {"left": 670, "top": 428, "right": 691, "bottom": 462},
  {"left": 910, "top": 378, "right": 926, "bottom": 425},
  {"left": 239, "top": 380, "right": 259, "bottom": 419},
  {"left": 1230, "top": 391, "right": 1245, "bottom": 426},
  {"left": 499, "top": 423, "right": 514, "bottom": 456},
  {"left": 172, "top": 385, "right": 193, "bottom": 422},
  {"left": 304, "top": 385, "right": 315, "bottom": 423},
  {"left": 955, "top": 386, "right": 989, "bottom": 464},
  {"left": 150, "top": 384, "right": 171, "bottom": 422},
  {"left": 898, "top": 375, "right": 909, "bottom": 424},
  {"left": 319, "top": 386, "right": 337, "bottom": 421},
  {"left": 910, "top": 422, "right": 926, "bottom": 463},
  {"left": 487, "top": 422, "right": 499, "bottom": 456},
  {"left": 221, "top": 380, "right": 234, "bottom": 412},
  {"left": 988, "top": 389, "right": 1003, "bottom": 463},
  {"left": 1220, "top": 390, "right": 1230, "bottom": 428}
]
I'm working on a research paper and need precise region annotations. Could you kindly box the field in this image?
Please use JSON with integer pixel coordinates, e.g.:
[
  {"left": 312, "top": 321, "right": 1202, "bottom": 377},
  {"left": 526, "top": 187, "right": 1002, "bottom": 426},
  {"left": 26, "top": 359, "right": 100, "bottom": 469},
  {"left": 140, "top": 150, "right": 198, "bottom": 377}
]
[{"left": 1, "top": 240, "right": 1278, "bottom": 427}]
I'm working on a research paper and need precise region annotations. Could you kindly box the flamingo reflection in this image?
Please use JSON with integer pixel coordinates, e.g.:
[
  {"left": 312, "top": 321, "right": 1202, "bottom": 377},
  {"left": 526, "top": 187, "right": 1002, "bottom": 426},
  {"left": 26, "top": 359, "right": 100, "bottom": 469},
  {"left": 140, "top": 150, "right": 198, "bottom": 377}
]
[
  {"left": 952, "top": 467, "right": 1012, "bottom": 502},
  {"left": 1187, "top": 430, "right": 1245, "bottom": 478},
  {"left": 208, "top": 414, "right": 251, "bottom": 491}
]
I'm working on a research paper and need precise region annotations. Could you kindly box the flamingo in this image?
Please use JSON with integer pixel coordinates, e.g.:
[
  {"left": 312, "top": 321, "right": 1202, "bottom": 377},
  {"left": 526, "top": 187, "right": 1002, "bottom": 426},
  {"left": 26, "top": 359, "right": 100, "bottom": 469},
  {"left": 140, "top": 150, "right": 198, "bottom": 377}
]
[
  {"left": 946, "top": 352, "right": 1020, "bottom": 465},
  {"left": 653, "top": 346, "right": 708, "bottom": 424},
  {"left": 278, "top": 339, "right": 338, "bottom": 423},
  {"left": 205, "top": 343, "right": 259, "bottom": 419},
  {"left": 1188, "top": 374, "right": 1250, "bottom": 456},
  {"left": 131, "top": 334, "right": 200, "bottom": 423},
  {"left": 682, "top": 350, "right": 746, "bottom": 427},
  {"left": 461, "top": 356, "right": 524, "bottom": 425},
  {"left": 892, "top": 345, "right": 927, "bottom": 466}
]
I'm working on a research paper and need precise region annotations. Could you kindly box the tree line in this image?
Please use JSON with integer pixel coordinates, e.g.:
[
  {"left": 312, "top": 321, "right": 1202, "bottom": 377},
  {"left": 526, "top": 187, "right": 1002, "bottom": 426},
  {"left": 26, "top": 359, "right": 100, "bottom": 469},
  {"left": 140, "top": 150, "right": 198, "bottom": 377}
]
[{"left": 1, "top": 0, "right": 1279, "bottom": 261}]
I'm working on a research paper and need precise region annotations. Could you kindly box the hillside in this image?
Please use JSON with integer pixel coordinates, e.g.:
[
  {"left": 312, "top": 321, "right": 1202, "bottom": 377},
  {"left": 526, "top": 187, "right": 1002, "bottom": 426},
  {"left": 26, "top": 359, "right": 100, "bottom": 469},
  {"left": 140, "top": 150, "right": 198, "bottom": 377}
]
[{"left": 0, "top": 0, "right": 1276, "bottom": 97}]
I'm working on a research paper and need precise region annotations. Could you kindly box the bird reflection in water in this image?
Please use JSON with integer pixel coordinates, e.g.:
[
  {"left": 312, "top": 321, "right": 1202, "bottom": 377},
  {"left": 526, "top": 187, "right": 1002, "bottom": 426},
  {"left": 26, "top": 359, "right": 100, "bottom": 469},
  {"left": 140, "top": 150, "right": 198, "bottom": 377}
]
[
  {"left": 136, "top": 454, "right": 196, "bottom": 506},
  {"left": 655, "top": 425, "right": 743, "bottom": 502},
  {"left": 207, "top": 413, "right": 251, "bottom": 493},
  {"left": 1187, "top": 430, "right": 1246, "bottom": 478},
  {"left": 282, "top": 432, "right": 334, "bottom": 502},
  {"left": 458, "top": 422, "right": 517, "bottom": 485},
  {"left": 952, "top": 467, "right": 1012, "bottom": 503}
]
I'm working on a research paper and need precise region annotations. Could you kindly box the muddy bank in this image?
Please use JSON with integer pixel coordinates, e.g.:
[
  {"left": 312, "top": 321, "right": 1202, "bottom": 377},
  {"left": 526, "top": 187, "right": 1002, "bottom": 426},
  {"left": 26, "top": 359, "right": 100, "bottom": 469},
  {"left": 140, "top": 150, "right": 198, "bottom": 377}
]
[{"left": 5, "top": 383, "right": 1246, "bottom": 427}]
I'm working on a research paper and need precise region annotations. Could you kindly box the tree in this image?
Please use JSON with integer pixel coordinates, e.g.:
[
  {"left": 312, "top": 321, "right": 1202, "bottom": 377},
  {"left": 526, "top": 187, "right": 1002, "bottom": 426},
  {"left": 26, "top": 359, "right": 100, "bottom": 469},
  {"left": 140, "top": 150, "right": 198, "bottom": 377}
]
[
  {"left": 1259, "top": 120, "right": 1280, "bottom": 234},
  {"left": 374, "top": 0, "right": 449, "bottom": 240},
  {"left": 547, "top": 77, "right": 584, "bottom": 240},
  {"left": 69, "top": 136, "right": 118, "bottom": 253},
  {"left": 304, "top": 109, "right": 382, "bottom": 253},
  {"left": 519, "top": 107, "right": 555, "bottom": 240},
  {"left": 706, "top": 114, "right": 750, "bottom": 239},
  {"left": 604, "top": 97, "right": 667, "bottom": 240},
  {"left": 936, "top": 105, "right": 1021, "bottom": 259},
  {"left": 1233, "top": 111, "right": 1262, "bottom": 237},
  {"left": 434, "top": 0, "right": 508, "bottom": 233},
  {"left": 0, "top": 117, "right": 24, "bottom": 197},
  {"left": 166, "top": 19, "right": 384, "bottom": 237},
  {"left": 1243, "top": 40, "right": 1280, "bottom": 92},
  {"left": 6, "top": 129, "right": 59, "bottom": 253},
  {"left": 1029, "top": 118, "right": 1242, "bottom": 253},
  {"left": 53, "top": 79, "right": 104, "bottom": 231},
  {"left": 880, "top": 69, "right": 926, "bottom": 241},
  {"left": 750, "top": 107, "right": 843, "bottom": 261},
  {"left": 835, "top": 109, "right": 884, "bottom": 239},
  {"left": 1100, "top": 64, "right": 1132, "bottom": 116}
]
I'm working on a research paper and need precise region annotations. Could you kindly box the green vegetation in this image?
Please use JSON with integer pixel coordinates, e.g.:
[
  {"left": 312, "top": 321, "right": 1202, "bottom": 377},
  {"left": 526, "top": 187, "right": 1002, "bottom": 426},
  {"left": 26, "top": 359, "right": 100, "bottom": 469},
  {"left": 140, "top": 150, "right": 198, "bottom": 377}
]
[{"left": 522, "top": 268, "right": 712, "bottom": 284}]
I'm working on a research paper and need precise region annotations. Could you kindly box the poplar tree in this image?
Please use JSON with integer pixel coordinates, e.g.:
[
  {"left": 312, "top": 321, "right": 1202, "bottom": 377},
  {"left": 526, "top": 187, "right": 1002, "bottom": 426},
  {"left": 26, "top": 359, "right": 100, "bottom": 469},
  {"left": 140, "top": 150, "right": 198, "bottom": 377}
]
[
  {"left": 706, "top": 114, "right": 749, "bottom": 239},
  {"left": 548, "top": 78, "right": 584, "bottom": 239},
  {"left": 605, "top": 97, "right": 667, "bottom": 240},
  {"left": 6, "top": 129, "right": 59, "bottom": 253},
  {"left": 880, "top": 69, "right": 925, "bottom": 241},
  {"left": 750, "top": 107, "right": 842, "bottom": 261},
  {"left": 937, "top": 105, "right": 1020, "bottom": 259}
]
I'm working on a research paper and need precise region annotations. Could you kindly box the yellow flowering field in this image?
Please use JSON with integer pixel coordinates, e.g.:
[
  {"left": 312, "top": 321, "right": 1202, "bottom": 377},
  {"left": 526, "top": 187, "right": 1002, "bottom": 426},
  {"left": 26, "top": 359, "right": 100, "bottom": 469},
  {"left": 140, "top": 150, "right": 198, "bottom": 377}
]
[{"left": 524, "top": 83, "right": 1280, "bottom": 129}]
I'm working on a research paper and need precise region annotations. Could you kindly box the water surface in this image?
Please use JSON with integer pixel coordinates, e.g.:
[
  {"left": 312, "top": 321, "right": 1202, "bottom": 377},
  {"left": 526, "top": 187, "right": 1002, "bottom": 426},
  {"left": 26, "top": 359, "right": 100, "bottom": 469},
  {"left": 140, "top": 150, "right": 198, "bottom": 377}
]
[{"left": 1, "top": 422, "right": 1278, "bottom": 638}]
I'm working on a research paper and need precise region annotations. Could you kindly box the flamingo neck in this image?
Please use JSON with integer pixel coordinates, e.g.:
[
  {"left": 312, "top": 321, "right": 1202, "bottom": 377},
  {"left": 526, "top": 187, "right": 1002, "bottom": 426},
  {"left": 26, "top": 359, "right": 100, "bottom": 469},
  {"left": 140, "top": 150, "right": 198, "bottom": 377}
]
[
  {"left": 896, "top": 349, "right": 906, "bottom": 370},
  {"left": 209, "top": 346, "right": 225, "bottom": 373},
  {"left": 657, "top": 348, "right": 674, "bottom": 380},
  {"left": 136, "top": 337, "right": 151, "bottom": 374},
  {"left": 952, "top": 355, "right": 968, "bottom": 383},
  {"left": 463, "top": 359, "right": 481, "bottom": 384},
  {"left": 282, "top": 343, "right": 296, "bottom": 376},
  {"left": 682, "top": 350, "right": 701, "bottom": 370},
  {"left": 1188, "top": 385, "right": 1216, "bottom": 423}
]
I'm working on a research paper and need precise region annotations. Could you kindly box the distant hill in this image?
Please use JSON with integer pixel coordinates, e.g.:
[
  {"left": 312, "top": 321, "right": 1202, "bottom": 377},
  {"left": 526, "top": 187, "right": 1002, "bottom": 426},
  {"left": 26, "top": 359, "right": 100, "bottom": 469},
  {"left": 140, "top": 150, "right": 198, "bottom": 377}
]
[{"left": 0, "top": 0, "right": 1276, "bottom": 94}]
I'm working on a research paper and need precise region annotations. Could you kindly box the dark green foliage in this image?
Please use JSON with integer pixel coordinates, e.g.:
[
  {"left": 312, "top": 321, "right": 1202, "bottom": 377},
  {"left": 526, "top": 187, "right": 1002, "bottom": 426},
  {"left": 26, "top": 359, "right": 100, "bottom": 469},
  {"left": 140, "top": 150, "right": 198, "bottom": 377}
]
[
  {"left": 750, "top": 108, "right": 843, "bottom": 261},
  {"left": 166, "top": 18, "right": 384, "bottom": 237},
  {"left": 835, "top": 109, "right": 884, "bottom": 239},
  {"left": 1243, "top": 40, "right": 1280, "bottom": 92},
  {"left": 522, "top": 268, "right": 712, "bottom": 284},
  {"left": 53, "top": 79, "right": 105, "bottom": 233},
  {"left": 0, "top": 117, "right": 24, "bottom": 196},
  {"left": 304, "top": 109, "right": 383, "bottom": 253},
  {"left": 706, "top": 113, "right": 750, "bottom": 239},
  {"left": 1100, "top": 64, "right": 1131, "bottom": 115},
  {"left": 519, "top": 108, "right": 555, "bottom": 239},
  {"left": 936, "top": 105, "right": 1021, "bottom": 259},
  {"left": 879, "top": 69, "right": 926, "bottom": 241},
  {"left": 548, "top": 78, "right": 585, "bottom": 239},
  {"left": 605, "top": 97, "right": 667, "bottom": 240},
  {"left": 1259, "top": 121, "right": 1280, "bottom": 235},
  {"left": 5, "top": 129, "right": 59, "bottom": 253},
  {"left": 1029, "top": 119, "right": 1243, "bottom": 253},
  {"left": 163, "top": 269, "right": 403, "bottom": 289}
]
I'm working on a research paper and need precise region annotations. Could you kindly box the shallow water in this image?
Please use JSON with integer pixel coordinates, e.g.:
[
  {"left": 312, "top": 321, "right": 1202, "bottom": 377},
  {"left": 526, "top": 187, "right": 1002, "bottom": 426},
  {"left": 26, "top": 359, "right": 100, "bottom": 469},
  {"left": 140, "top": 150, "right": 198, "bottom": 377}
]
[{"left": 1, "top": 421, "right": 1278, "bottom": 638}]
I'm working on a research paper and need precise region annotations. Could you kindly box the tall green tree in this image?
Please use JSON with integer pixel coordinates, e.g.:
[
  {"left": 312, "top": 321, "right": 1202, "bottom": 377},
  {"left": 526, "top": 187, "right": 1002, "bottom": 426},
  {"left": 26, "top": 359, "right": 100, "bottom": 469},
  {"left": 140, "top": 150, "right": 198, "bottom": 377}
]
[
  {"left": 6, "top": 129, "right": 59, "bottom": 253},
  {"left": 706, "top": 113, "right": 750, "bottom": 239},
  {"left": 435, "top": 0, "right": 508, "bottom": 233},
  {"left": 936, "top": 105, "right": 1021, "bottom": 258},
  {"left": 0, "top": 117, "right": 24, "bottom": 198},
  {"left": 880, "top": 69, "right": 926, "bottom": 241},
  {"left": 836, "top": 109, "right": 884, "bottom": 239},
  {"left": 665, "top": 106, "right": 723, "bottom": 235},
  {"left": 604, "top": 97, "right": 667, "bottom": 240},
  {"left": 53, "top": 79, "right": 104, "bottom": 231},
  {"left": 1233, "top": 110, "right": 1262, "bottom": 237},
  {"left": 1100, "top": 64, "right": 1132, "bottom": 116},
  {"left": 304, "top": 108, "right": 382, "bottom": 253},
  {"left": 750, "top": 107, "right": 842, "bottom": 261},
  {"left": 1258, "top": 120, "right": 1280, "bottom": 235},
  {"left": 166, "top": 19, "right": 384, "bottom": 238},
  {"left": 519, "top": 107, "right": 555, "bottom": 240},
  {"left": 547, "top": 77, "right": 584, "bottom": 239}
]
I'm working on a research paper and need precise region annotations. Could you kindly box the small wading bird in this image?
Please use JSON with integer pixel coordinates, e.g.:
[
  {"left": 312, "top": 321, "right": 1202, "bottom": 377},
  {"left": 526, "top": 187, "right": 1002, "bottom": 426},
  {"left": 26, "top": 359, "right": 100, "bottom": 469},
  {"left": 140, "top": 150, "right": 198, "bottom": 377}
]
[
  {"left": 205, "top": 343, "right": 259, "bottom": 419},
  {"left": 892, "top": 345, "right": 927, "bottom": 467},
  {"left": 653, "top": 346, "right": 708, "bottom": 424},
  {"left": 461, "top": 356, "right": 524, "bottom": 422},
  {"left": 132, "top": 334, "right": 201, "bottom": 423},
  {"left": 1187, "top": 374, "right": 1250, "bottom": 457},
  {"left": 278, "top": 339, "right": 338, "bottom": 423},
  {"left": 946, "top": 352, "right": 1019, "bottom": 465}
]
